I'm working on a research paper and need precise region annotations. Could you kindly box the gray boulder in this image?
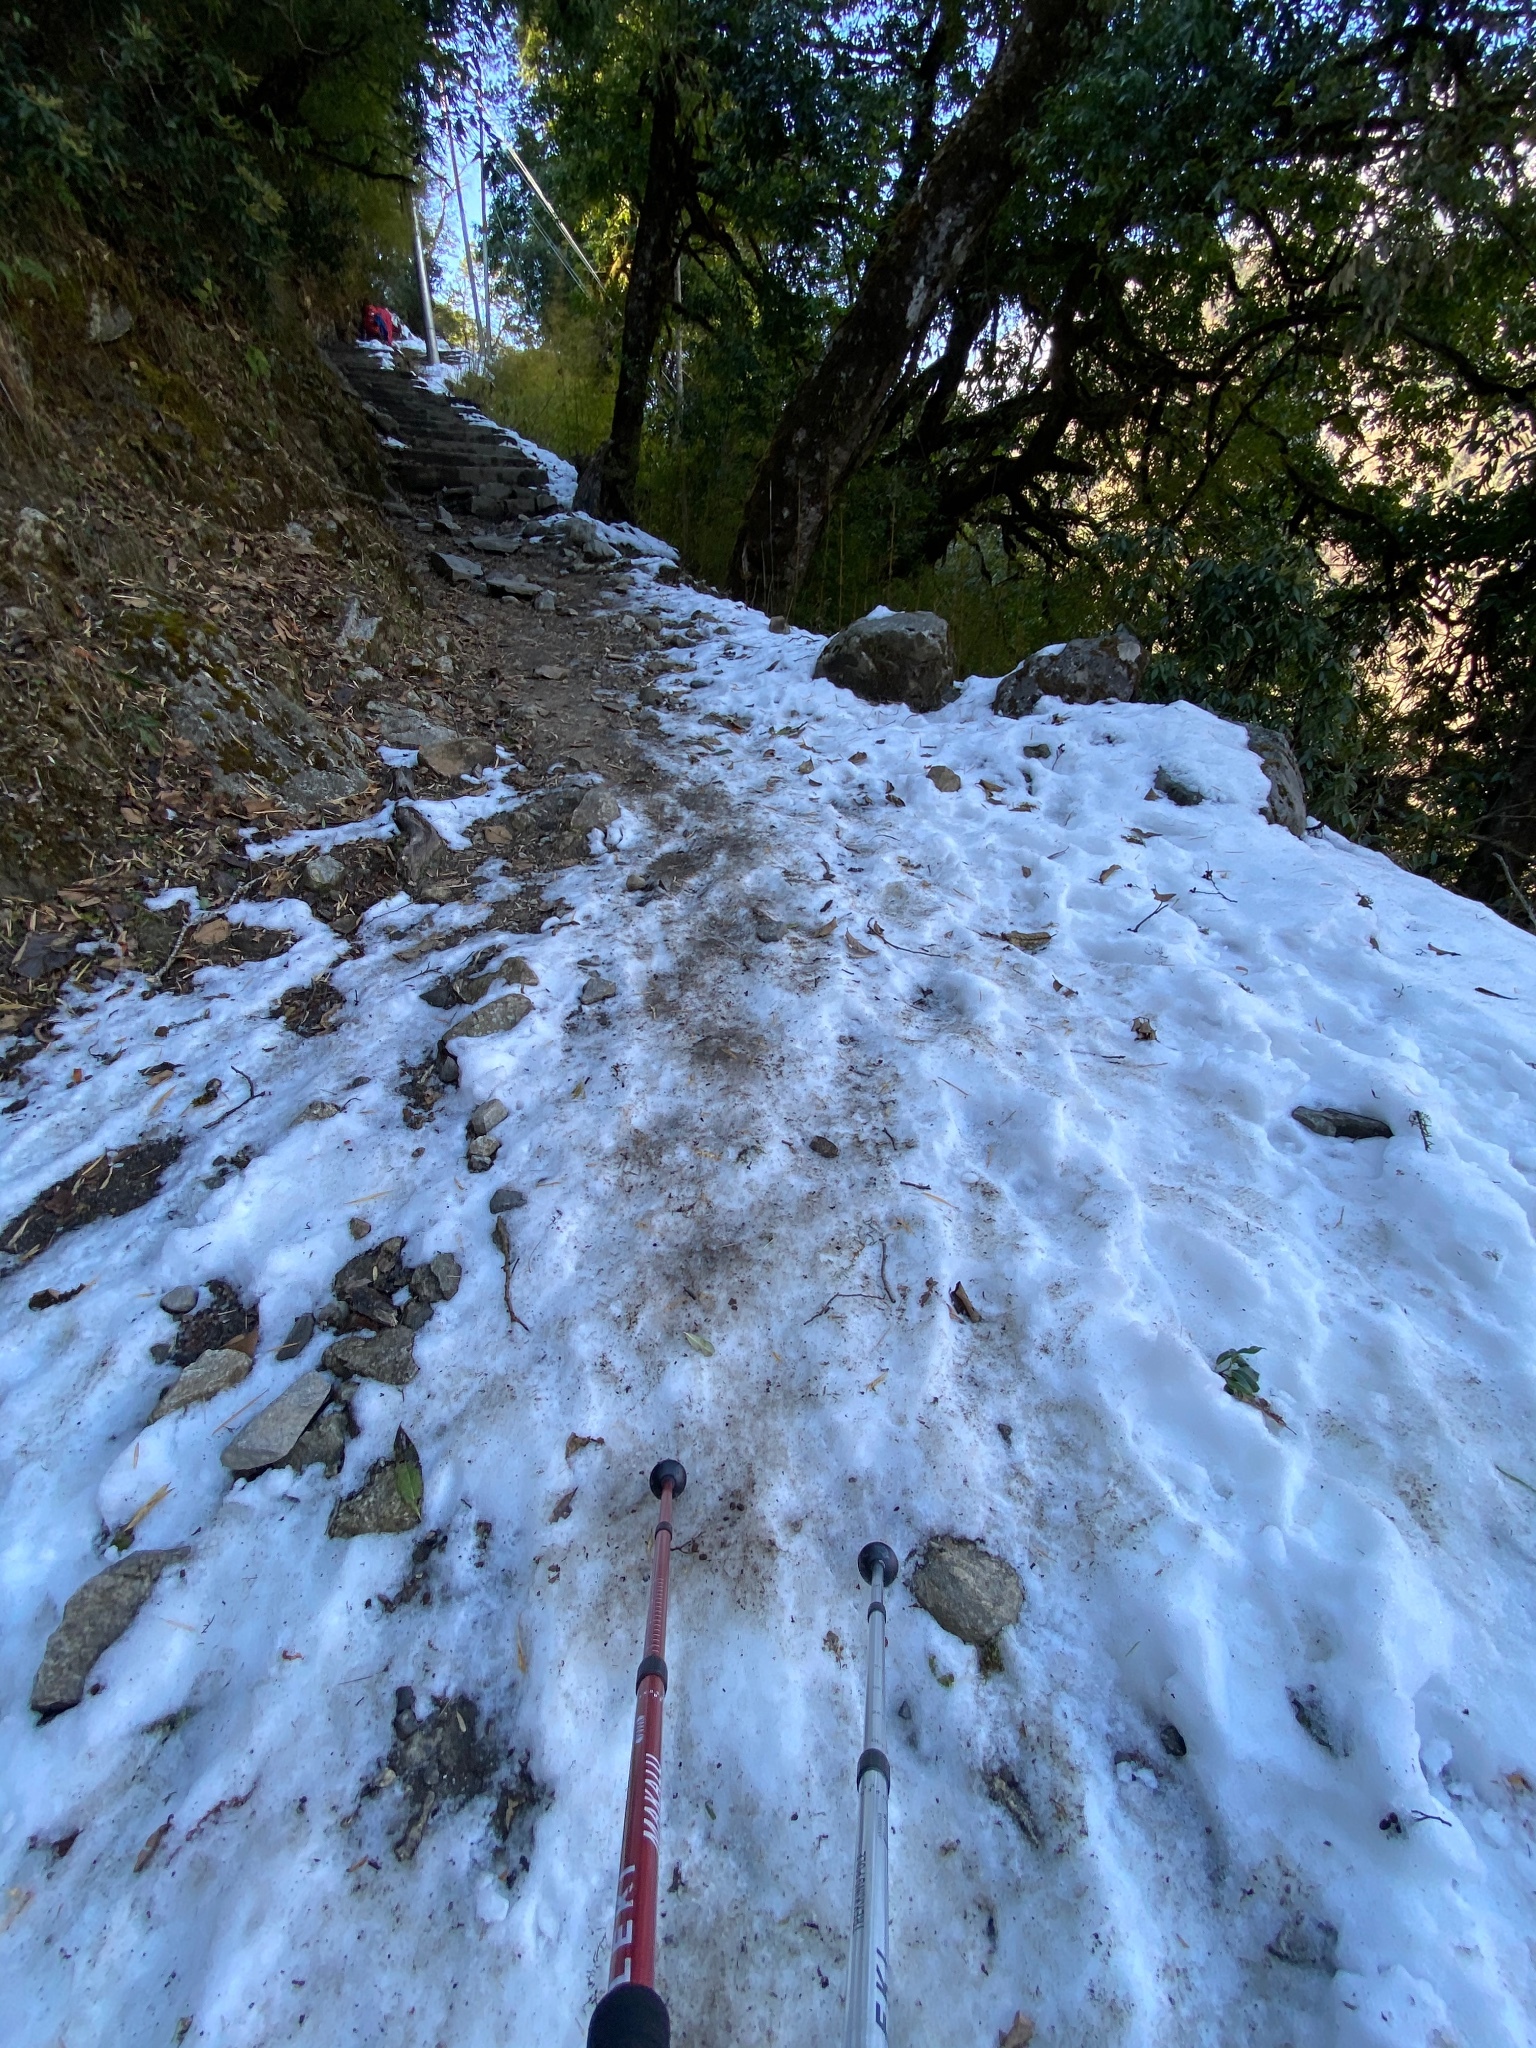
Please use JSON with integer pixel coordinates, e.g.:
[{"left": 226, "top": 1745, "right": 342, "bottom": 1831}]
[
  {"left": 909, "top": 1535, "right": 1023, "bottom": 1646},
  {"left": 1246, "top": 725, "right": 1308, "bottom": 837},
  {"left": 994, "top": 628, "right": 1144, "bottom": 717},
  {"left": 148, "top": 1346, "right": 251, "bottom": 1423},
  {"left": 814, "top": 611, "right": 956, "bottom": 714},
  {"left": 31, "top": 1548, "right": 191, "bottom": 1716}
]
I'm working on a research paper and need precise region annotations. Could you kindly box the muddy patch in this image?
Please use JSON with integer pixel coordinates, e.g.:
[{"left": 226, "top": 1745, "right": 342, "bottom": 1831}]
[{"left": 2, "top": 1137, "right": 185, "bottom": 1262}]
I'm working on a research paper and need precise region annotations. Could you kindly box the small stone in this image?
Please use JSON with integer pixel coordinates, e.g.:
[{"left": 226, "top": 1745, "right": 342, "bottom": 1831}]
[
  {"left": 466, "top": 1133, "right": 502, "bottom": 1170},
  {"left": 284, "top": 1404, "right": 351, "bottom": 1478},
  {"left": 149, "top": 1340, "right": 174, "bottom": 1364},
  {"left": 1159, "top": 1722, "right": 1187, "bottom": 1758},
  {"left": 221, "top": 1372, "right": 333, "bottom": 1473},
  {"left": 334, "top": 1237, "right": 407, "bottom": 1301},
  {"left": 909, "top": 1535, "right": 1023, "bottom": 1647},
  {"left": 86, "top": 291, "right": 134, "bottom": 345},
  {"left": 1153, "top": 767, "right": 1202, "bottom": 807},
  {"left": 926, "top": 765, "right": 962, "bottom": 793},
  {"left": 323, "top": 1326, "right": 418, "bottom": 1385},
  {"left": 489, "top": 1186, "right": 527, "bottom": 1214},
  {"left": 327, "top": 1427, "right": 423, "bottom": 1538},
  {"left": 427, "top": 551, "right": 483, "bottom": 585},
  {"left": 433, "top": 506, "right": 460, "bottom": 534},
  {"left": 349, "top": 1216, "right": 372, "bottom": 1240},
  {"left": 570, "top": 787, "right": 621, "bottom": 835},
  {"left": 535, "top": 589, "right": 556, "bottom": 613},
  {"left": 30, "top": 1549, "right": 191, "bottom": 1717},
  {"left": 580, "top": 974, "right": 617, "bottom": 1005},
  {"left": 159, "top": 1286, "right": 198, "bottom": 1317},
  {"left": 468, "top": 1099, "right": 509, "bottom": 1137},
  {"left": 419, "top": 735, "right": 497, "bottom": 779},
  {"left": 449, "top": 992, "right": 532, "bottom": 1039},
  {"left": 1292, "top": 1106, "right": 1393, "bottom": 1141},
  {"left": 809, "top": 1135, "right": 839, "bottom": 1159},
  {"left": 768, "top": 615, "right": 789, "bottom": 634},
  {"left": 401, "top": 1297, "right": 434, "bottom": 1332},
  {"left": 276, "top": 1312, "right": 315, "bottom": 1362},
  {"left": 410, "top": 1252, "right": 461, "bottom": 1304},
  {"left": 304, "top": 854, "right": 345, "bottom": 891},
  {"left": 149, "top": 1346, "right": 252, "bottom": 1422},
  {"left": 1132, "top": 1016, "right": 1157, "bottom": 1041},
  {"left": 754, "top": 918, "right": 788, "bottom": 944},
  {"left": 296, "top": 1099, "right": 343, "bottom": 1123}
]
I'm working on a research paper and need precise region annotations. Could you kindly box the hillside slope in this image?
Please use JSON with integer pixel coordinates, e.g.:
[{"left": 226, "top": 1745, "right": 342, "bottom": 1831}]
[{"left": 2, "top": 415, "right": 1535, "bottom": 2047}]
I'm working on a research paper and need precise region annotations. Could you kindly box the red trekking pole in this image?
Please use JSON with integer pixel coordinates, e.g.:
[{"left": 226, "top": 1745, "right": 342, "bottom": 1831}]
[{"left": 587, "top": 1459, "right": 687, "bottom": 2048}]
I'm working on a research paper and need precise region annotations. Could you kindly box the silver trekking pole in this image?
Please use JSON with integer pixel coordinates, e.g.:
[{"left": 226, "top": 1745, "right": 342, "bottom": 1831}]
[{"left": 842, "top": 1541, "right": 898, "bottom": 2048}]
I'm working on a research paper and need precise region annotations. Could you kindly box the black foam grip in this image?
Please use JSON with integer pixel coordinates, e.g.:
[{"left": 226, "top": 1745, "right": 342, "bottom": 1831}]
[
  {"left": 635, "top": 1653, "right": 668, "bottom": 1691},
  {"left": 588, "top": 1983, "right": 670, "bottom": 2048},
  {"left": 856, "top": 1746, "right": 890, "bottom": 1789}
]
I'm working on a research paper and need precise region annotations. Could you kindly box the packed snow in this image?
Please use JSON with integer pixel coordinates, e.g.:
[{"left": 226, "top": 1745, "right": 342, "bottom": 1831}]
[{"left": 3, "top": 556, "right": 1536, "bottom": 2048}]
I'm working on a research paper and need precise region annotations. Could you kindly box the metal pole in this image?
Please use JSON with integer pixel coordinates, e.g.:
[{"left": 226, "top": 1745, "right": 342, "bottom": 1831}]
[
  {"left": 442, "top": 96, "right": 485, "bottom": 367},
  {"left": 587, "top": 1459, "right": 687, "bottom": 2048},
  {"left": 843, "top": 1541, "right": 898, "bottom": 2048},
  {"left": 410, "top": 187, "right": 439, "bottom": 366}
]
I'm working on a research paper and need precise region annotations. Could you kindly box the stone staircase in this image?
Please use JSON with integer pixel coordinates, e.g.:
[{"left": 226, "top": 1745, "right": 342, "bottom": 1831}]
[{"left": 331, "top": 347, "right": 559, "bottom": 520}]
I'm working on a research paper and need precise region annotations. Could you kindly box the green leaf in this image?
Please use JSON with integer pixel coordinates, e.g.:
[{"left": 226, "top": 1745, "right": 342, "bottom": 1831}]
[{"left": 683, "top": 1331, "right": 714, "bottom": 1356}]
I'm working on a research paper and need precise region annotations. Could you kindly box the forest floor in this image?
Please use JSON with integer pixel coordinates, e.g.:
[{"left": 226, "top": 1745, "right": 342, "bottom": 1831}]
[{"left": 2, "top": 341, "right": 1535, "bottom": 2048}]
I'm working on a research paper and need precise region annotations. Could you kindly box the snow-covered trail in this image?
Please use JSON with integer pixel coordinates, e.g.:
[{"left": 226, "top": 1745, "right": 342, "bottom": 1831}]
[{"left": 4, "top": 564, "right": 1536, "bottom": 2048}]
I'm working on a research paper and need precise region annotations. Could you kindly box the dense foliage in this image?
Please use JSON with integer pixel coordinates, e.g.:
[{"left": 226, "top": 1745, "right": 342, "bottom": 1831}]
[
  {"left": 484, "top": 0, "right": 1535, "bottom": 918},
  {"left": 0, "top": 0, "right": 471, "bottom": 302}
]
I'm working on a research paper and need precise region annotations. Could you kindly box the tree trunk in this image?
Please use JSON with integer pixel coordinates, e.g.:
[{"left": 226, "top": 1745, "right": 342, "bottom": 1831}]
[
  {"left": 596, "top": 69, "right": 687, "bottom": 525},
  {"left": 727, "top": 0, "right": 1087, "bottom": 613}
]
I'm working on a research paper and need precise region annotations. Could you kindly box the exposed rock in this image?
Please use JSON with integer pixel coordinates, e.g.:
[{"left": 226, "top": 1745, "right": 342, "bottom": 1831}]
[
  {"left": 468, "top": 1100, "right": 508, "bottom": 1137},
  {"left": 1292, "top": 1106, "right": 1393, "bottom": 1141},
  {"left": 401, "top": 1297, "right": 434, "bottom": 1332},
  {"left": 30, "top": 1548, "right": 191, "bottom": 1717},
  {"left": 149, "top": 1346, "right": 251, "bottom": 1422},
  {"left": 2, "top": 1138, "right": 185, "bottom": 1263},
  {"left": 419, "top": 735, "right": 497, "bottom": 779},
  {"left": 754, "top": 917, "right": 788, "bottom": 944},
  {"left": 535, "top": 590, "right": 556, "bottom": 613},
  {"left": 580, "top": 974, "right": 617, "bottom": 1005},
  {"left": 489, "top": 1187, "right": 527, "bottom": 1214},
  {"left": 348, "top": 1217, "right": 372, "bottom": 1241},
  {"left": 276, "top": 1311, "right": 315, "bottom": 1361},
  {"left": 570, "top": 787, "right": 621, "bottom": 835},
  {"left": 468, "top": 532, "right": 523, "bottom": 556},
  {"left": 814, "top": 610, "right": 957, "bottom": 714},
  {"left": 295, "top": 1099, "right": 343, "bottom": 1123},
  {"left": 221, "top": 1372, "right": 333, "bottom": 1472},
  {"left": 909, "top": 1535, "right": 1023, "bottom": 1647},
  {"left": 304, "top": 853, "right": 345, "bottom": 891},
  {"left": 467, "top": 1135, "right": 502, "bottom": 1171},
  {"left": 323, "top": 1325, "right": 418, "bottom": 1385},
  {"left": 1153, "top": 766, "right": 1203, "bottom": 806},
  {"left": 926, "top": 765, "right": 962, "bottom": 793},
  {"left": 1160, "top": 1721, "right": 1188, "bottom": 1757},
  {"left": 809, "top": 1135, "right": 839, "bottom": 1159},
  {"left": 159, "top": 1286, "right": 198, "bottom": 1317},
  {"left": 410, "top": 1252, "right": 461, "bottom": 1304},
  {"left": 394, "top": 802, "right": 456, "bottom": 894},
  {"left": 993, "top": 628, "right": 1144, "bottom": 717},
  {"left": 86, "top": 291, "right": 134, "bottom": 345},
  {"left": 427, "top": 551, "right": 484, "bottom": 586},
  {"left": 327, "top": 1427, "right": 422, "bottom": 1539},
  {"left": 1246, "top": 725, "right": 1308, "bottom": 837},
  {"left": 335, "top": 1237, "right": 407, "bottom": 1301},
  {"left": 368, "top": 700, "right": 459, "bottom": 751},
  {"left": 485, "top": 575, "right": 544, "bottom": 601},
  {"left": 449, "top": 991, "right": 533, "bottom": 1039},
  {"left": 284, "top": 1400, "right": 353, "bottom": 1478}
]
